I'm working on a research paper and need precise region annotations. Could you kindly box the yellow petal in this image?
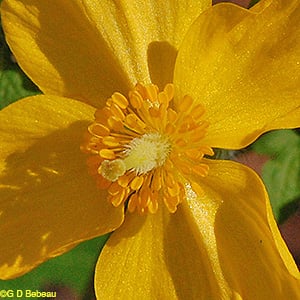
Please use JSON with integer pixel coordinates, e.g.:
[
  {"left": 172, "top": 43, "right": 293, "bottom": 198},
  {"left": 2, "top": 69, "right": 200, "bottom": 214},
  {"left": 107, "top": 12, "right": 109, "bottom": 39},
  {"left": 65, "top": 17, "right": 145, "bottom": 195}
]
[
  {"left": 174, "top": 2, "right": 300, "bottom": 149},
  {"left": 1, "top": 0, "right": 211, "bottom": 105},
  {"left": 95, "top": 206, "right": 232, "bottom": 299},
  {"left": 1, "top": 0, "right": 129, "bottom": 108},
  {"left": 0, "top": 96, "right": 124, "bottom": 279},
  {"left": 95, "top": 158, "right": 300, "bottom": 298},
  {"left": 250, "top": 0, "right": 273, "bottom": 12},
  {"left": 185, "top": 159, "right": 300, "bottom": 298}
]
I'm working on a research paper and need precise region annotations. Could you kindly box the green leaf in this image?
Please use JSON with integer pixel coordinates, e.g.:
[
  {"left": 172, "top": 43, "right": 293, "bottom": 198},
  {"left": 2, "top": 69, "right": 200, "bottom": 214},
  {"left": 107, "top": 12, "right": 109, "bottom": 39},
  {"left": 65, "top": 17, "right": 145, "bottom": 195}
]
[
  {"left": 249, "top": 0, "right": 260, "bottom": 8},
  {"left": 0, "top": 234, "right": 109, "bottom": 297},
  {"left": 252, "top": 130, "right": 300, "bottom": 223},
  {"left": 0, "top": 68, "right": 40, "bottom": 108},
  {"left": 0, "top": 16, "right": 40, "bottom": 109}
]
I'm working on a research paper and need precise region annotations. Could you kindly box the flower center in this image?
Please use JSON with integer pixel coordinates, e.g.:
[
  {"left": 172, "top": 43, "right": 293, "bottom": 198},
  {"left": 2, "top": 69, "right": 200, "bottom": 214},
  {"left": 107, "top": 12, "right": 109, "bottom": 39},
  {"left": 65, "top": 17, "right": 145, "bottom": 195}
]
[
  {"left": 81, "top": 83, "right": 214, "bottom": 214},
  {"left": 100, "top": 132, "right": 172, "bottom": 181}
]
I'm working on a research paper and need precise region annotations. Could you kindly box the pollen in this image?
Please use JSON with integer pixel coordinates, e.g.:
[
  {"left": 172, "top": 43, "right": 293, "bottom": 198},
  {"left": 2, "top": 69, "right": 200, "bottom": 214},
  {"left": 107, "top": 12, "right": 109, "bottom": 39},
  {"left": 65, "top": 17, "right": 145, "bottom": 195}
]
[{"left": 82, "top": 83, "right": 214, "bottom": 214}]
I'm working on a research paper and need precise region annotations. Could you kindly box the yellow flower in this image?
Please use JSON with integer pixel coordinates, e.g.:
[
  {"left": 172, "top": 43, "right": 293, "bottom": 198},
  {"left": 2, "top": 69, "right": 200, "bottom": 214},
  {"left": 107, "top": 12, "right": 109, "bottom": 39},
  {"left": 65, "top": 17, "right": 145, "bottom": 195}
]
[{"left": 1, "top": 0, "right": 300, "bottom": 298}]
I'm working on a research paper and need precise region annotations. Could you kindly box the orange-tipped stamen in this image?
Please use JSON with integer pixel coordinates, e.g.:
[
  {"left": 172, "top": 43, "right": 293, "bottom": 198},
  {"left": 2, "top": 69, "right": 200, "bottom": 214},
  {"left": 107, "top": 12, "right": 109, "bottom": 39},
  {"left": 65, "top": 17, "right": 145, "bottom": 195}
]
[{"left": 82, "top": 83, "right": 213, "bottom": 214}]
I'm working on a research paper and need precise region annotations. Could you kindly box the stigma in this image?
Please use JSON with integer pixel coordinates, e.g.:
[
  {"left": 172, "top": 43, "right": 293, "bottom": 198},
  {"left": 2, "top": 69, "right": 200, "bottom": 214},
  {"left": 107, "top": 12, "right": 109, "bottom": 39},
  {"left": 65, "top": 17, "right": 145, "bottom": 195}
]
[
  {"left": 82, "top": 83, "right": 213, "bottom": 214},
  {"left": 100, "top": 132, "right": 172, "bottom": 181}
]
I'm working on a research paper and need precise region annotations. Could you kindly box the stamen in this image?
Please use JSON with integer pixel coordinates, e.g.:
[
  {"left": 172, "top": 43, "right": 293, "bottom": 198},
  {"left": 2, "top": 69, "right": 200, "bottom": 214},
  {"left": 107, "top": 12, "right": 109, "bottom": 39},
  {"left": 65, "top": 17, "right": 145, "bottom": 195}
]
[{"left": 82, "top": 83, "right": 214, "bottom": 214}]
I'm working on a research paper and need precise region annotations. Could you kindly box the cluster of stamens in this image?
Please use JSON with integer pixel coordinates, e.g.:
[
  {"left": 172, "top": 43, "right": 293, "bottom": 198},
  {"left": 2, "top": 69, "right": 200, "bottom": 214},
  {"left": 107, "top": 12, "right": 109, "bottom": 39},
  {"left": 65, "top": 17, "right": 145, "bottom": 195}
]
[{"left": 81, "top": 83, "right": 213, "bottom": 214}]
